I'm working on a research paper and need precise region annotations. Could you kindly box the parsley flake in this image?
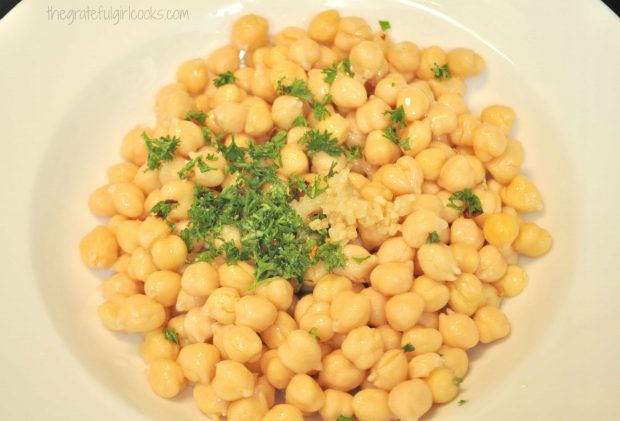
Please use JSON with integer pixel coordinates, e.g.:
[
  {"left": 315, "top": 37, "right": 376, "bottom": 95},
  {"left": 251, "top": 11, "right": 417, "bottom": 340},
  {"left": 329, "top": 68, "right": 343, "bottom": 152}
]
[
  {"left": 352, "top": 255, "right": 370, "bottom": 264},
  {"left": 427, "top": 231, "right": 440, "bottom": 244},
  {"left": 309, "top": 327, "right": 320, "bottom": 342},
  {"left": 150, "top": 200, "right": 179, "bottom": 219},
  {"left": 142, "top": 132, "right": 180, "bottom": 171},
  {"left": 162, "top": 327, "right": 180, "bottom": 344},
  {"left": 432, "top": 63, "right": 451, "bottom": 80},
  {"left": 185, "top": 110, "right": 207, "bottom": 125},
  {"left": 322, "top": 65, "right": 338, "bottom": 85},
  {"left": 402, "top": 343, "right": 415, "bottom": 352},
  {"left": 454, "top": 377, "right": 464, "bottom": 386},
  {"left": 300, "top": 130, "right": 342, "bottom": 158},
  {"left": 379, "top": 20, "right": 391, "bottom": 30},
  {"left": 276, "top": 78, "right": 314, "bottom": 102},
  {"left": 291, "top": 115, "right": 309, "bottom": 128},
  {"left": 178, "top": 156, "right": 216, "bottom": 179},
  {"left": 341, "top": 57, "right": 355, "bottom": 77},
  {"left": 447, "top": 189, "right": 483, "bottom": 218},
  {"left": 458, "top": 399, "right": 468, "bottom": 406},
  {"left": 213, "top": 71, "right": 236, "bottom": 87},
  {"left": 337, "top": 416, "right": 354, "bottom": 421},
  {"left": 310, "top": 94, "right": 332, "bottom": 121},
  {"left": 343, "top": 145, "right": 363, "bottom": 161}
]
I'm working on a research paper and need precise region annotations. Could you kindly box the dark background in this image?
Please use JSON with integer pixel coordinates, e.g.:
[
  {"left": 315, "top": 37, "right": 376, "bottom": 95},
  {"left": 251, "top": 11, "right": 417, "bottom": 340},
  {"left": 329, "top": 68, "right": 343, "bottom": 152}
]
[{"left": 2, "top": 0, "right": 619, "bottom": 20}]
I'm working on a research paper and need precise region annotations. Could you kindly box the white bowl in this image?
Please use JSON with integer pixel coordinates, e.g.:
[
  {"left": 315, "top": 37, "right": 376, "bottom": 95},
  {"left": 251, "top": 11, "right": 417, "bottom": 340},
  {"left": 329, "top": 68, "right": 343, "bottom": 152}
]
[{"left": 1, "top": 0, "right": 619, "bottom": 419}]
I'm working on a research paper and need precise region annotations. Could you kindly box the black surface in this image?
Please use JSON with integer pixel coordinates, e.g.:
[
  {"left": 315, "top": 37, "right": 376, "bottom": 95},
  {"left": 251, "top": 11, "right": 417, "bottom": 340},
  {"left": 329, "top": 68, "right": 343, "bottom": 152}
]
[{"left": 1, "top": 0, "right": 20, "bottom": 19}]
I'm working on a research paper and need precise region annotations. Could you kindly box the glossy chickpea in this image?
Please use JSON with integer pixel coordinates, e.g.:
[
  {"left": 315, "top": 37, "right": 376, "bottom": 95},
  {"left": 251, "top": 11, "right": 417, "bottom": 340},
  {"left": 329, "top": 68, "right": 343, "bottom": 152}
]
[
  {"left": 137, "top": 217, "right": 168, "bottom": 250},
  {"left": 101, "top": 273, "right": 140, "bottom": 299},
  {"left": 218, "top": 261, "right": 255, "bottom": 293},
  {"left": 181, "top": 262, "right": 219, "bottom": 297},
  {"left": 360, "top": 287, "right": 388, "bottom": 327},
  {"left": 116, "top": 294, "right": 165, "bottom": 333},
  {"left": 389, "top": 379, "right": 433, "bottom": 420},
  {"left": 401, "top": 327, "right": 443, "bottom": 357},
  {"left": 352, "top": 388, "right": 393, "bottom": 421},
  {"left": 426, "top": 367, "right": 458, "bottom": 403},
  {"left": 183, "top": 306, "right": 215, "bottom": 343},
  {"left": 448, "top": 273, "right": 484, "bottom": 316},
  {"left": 451, "top": 217, "right": 485, "bottom": 249},
  {"left": 447, "top": 48, "right": 485, "bottom": 77},
  {"left": 235, "top": 295, "right": 278, "bottom": 332},
  {"left": 481, "top": 104, "right": 515, "bottom": 134},
  {"left": 312, "top": 274, "right": 352, "bottom": 303},
  {"left": 121, "top": 126, "right": 148, "bottom": 165},
  {"left": 140, "top": 329, "right": 180, "bottom": 364},
  {"left": 222, "top": 325, "right": 263, "bottom": 363},
  {"left": 474, "top": 305, "right": 511, "bottom": 343},
  {"left": 417, "top": 243, "right": 461, "bottom": 281},
  {"left": 363, "top": 129, "right": 401, "bottom": 166},
  {"left": 438, "top": 346, "right": 469, "bottom": 378},
  {"left": 144, "top": 270, "right": 181, "bottom": 307},
  {"left": 88, "top": 186, "right": 115, "bottom": 216},
  {"left": 205, "top": 287, "right": 240, "bottom": 325},
  {"left": 286, "top": 374, "right": 325, "bottom": 414},
  {"left": 437, "top": 155, "right": 477, "bottom": 192},
  {"left": 402, "top": 209, "right": 449, "bottom": 248},
  {"left": 175, "top": 289, "right": 207, "bottom": 313},
  {"left": 316, "top": 113, "right": 350, "bottom": 145},
  {"left": 80, "top": 226, "right": 118, "bottom": 268},
  {"left": 331, "top": 75, "right": 368, "bottom": 108},
  {"left": 495, "top": 265, "right": 528, "bottom": 297},
  {"left": 155, "top": 85, "right": 194, "bottom": 122},
  {"left": 272, "top": 95, "right": 304, "bottom": 129},
  {"left": 320, "top": 389, "right": 354, "bottom": 421},
  {"left": 350, "top": 40, "right": 385, "bottom": 79},
  {"left": 113, "top": 221, "right": 140, "bottom": 254},
  {"left": 513, "top": 222, "right": 552, "bottom": 257},
  {"left": 333, "top": 245, "right": 377, "bottom": 283},
  {"left": 318, "top": 349, "right": 366, "bottom": 391},
  {"left": 231, "top": 14, "right": 268, "bottom": 50},
  {"left": 264, "top": 404, "right": 304, "bottom": 421},
  {"left": 148, "top": 359, "right": 186, "bottom": 398},
  {"left": 370, "top": 261, "right": 414, "bottom": 296},
  {"left": 408, "top": 352, "right": 444, "bottom": 378},
  {"left": 385, "top": 292, "right": 425, "bottom": 332},
  {"left": 128, "top": 247, "right": 156, "bottom": 281},
  {"left": 278, "top": 143, "right": 309, "bottom": 177},
  {"left": 355, "top": 97, "right": 390, "bottom": 134},
  {"left": 476, "top": 245, "right": 508, "bottom": 282},
  {"left": 472, "top": 123, "right": 508, "bottom": 163},
  {"left": 342, "top": 326, "right": 384, "bottom": 370},
  {"left": 411, "top": 276, "right": 450, "bottom": 312},
  {"left": 330, "top": 290, "right": 371, "bottom": 333},
  {"left": 450, "top": 243, "right": 480, "bottom": 274},
  {"left": 278, "top": 329, "right": 322, "bottom": 373},
  {"left": 376, "top": 237, "right": 414, "bottom": 264},
  {"left": 486, "top": 139, "right": 524, "bottom": 184},
  {"left": 254, "top": 277, "right": 294, "bottom": 310},
  {"left": 483, "top": 213, "right": 520, "bottom": 248},
  {"left": 311, "top": 151, "right": 347, "bottom": 176},
  {"left": 375, "top": 73, "right": 407, "bottom": 106},
  {"left": 262, "top": 350, "right": 295, "bottom": 389},
  {"left": 193, "top": 383, "right": 229, "bottom": 419},
  {"left": 211, "top": 360, "right": 255, "bottom": 401},
  {"left": 176, "top": 343, "right": 220, "bottom": 384},
  {"left": 438, "top": 313, "right": 479, "bottom": 349},
  {"left": 307, "top": 10, "right": 340, "bottom": 44},
  {"left": 150, "top": 235, "right": 187, "bottom": 271},
  {"left": 397, "top": 86, "right": 430, "bottom": 123},
  {"left": 416, "top": 46, "right": 447, "bottom": 80},
  {"left": 334, "top": 16, "right": 372, "bottom": 51},
  {"left": 260, "top": 311, "right": 297, "bottom": 349},
  {"left": 367, "top": 349, "right": 408, "bottom": 390}
]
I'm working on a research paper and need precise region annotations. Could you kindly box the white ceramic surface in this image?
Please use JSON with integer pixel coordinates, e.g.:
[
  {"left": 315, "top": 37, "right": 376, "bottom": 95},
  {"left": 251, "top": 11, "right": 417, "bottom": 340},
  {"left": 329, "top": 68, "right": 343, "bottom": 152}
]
[{"left": 0, "top": 0, "right": 619, "bottom": 419}]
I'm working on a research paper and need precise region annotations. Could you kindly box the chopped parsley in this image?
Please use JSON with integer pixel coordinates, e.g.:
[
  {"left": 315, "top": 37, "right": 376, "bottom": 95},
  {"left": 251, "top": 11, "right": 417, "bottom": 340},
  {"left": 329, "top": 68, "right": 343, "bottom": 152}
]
[
  {"left": 453, "top": 377, "right": 464, "bottom": 386},
  {"left": 426, "top": 231, "right": 440, "bottom": 244},
  {"left": 150, "top": 200, "right": 179, "bottom": 219},
  {"left": 322, "top": 58, "right": 355, "bottom": 85},
  {"left": 458, "top": 399, "right": 468, "bottom": 406},
  {"left": 185, "top": 110, "right": 207, "bottom": 125},
  {"left": 447, "top": 188, "right": 483, "bottom": 218},
  {"left": 310, "top": 94, "right": 332, "bottom": 121},
  {"left": 309, "top": 327, "right": 320, "bottom": 342},
  {"left": 162, "top": 327, "right": 180, "bottom": 345},
  {"left": 276, "top": 78, "right": 314, "bottom": 102},
  {"left": 178, "top": 156, "right": 216, "bottom": 179},
  {"left": 343, "top": 145, "right": 363, "bottom": 161},
  {"left": 382, "top": 105, "right": 410, "bottom": 151},
  {"left": 142, "top": 132, "right": 180, "bottom": 171},
  {"left": 341, "top": 57, "right": 355, "bottom": 77},
  {"left": 379, "top": 20, "right": 391, "bottom": 30},
  {"left": 402, "top": 343, "right": 415, "bottom": 352},
  {"left": 180, "top": 131, "right": 345, "bottom": 285},
  {"left": 432, "top": 63, "right": 451, "bottom": 80},
  {"left": 213, "top": 71, "right": 237, "bottom": 87},
  {"left": 288, "top": 175, "right": 328, "bottom": 199},
  {"left": 291, "top": 115, "right": 309, "bottom": 128},
  {"left": 337, "top": 416, "right": 354, "bottom": 421},
  {"left": 300, "top": 130, "right": 341, "bottom": 158},
  {"left": 352, "top": 255, "right": 370, "bottom": 264}
]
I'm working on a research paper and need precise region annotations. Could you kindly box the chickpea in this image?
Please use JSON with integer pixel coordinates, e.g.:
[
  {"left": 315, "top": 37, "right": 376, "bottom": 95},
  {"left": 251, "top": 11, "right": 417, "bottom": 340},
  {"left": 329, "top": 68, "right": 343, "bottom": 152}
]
[
  {"left": 355, "top": 98, "right": 390, "bottom": 134},
  {"left": 370, "top": 261, "right": 414, "bottom": 296},
  {"left": 411, "top": 276, "right": 450, "bottom": 312},
  {"left": 193, "top": 383, "right": 229, "bottom": 418},
  {"left": 320, "top": 389, "right": 354, "bottom": 421},
  {"left": 244, "top": 97, "right": 274, "bottom": 136},
  {"left": 212, "top": 359, "right": 255, "bottom": 401},
  {"left": 481, "top": 104, "right": 515, "bottom": 134},
  {"left": 278, "top": 329, "right": 322, "bottom": 373},
  {"left": 342, "top": 326, "right": 384, "bottom": 370},
  {"left": 334, "top": 16, "right": 372, "bottom": 51},
  {"left": 235, "top": 295, "right": 278, "bottom": 332},
  {"left": 271, "top": 95, "right": 304, "bottom": 129},
  {"left": 385, "top": 292, "right": 425, "bottom": 332},
  {"left": 286, "top": 374, "right": 325, "bottom": 414},
  {"left": 331, "top": 75, "right": 368, "bottom": 108},
  {"left": 213, "top": 102, "right": 247, "bottom": 134},
  {"left": 218, "top": 261, "right": 255, "bottom": 293},
  {"left": 397, "top": 86, "right": 431, "bottom": 123},
  {"left": 417, "top": 243, "right": 461, "bottom": 281},
  {"left": 476, "top": 245, "right": 508, "bottom": 282},
  {"left": 447, "top": 48, "right": 485, "bottom": 77},
  {"left": 102, "top": 273, "right": 140, "bottom": 299},
  {"left": 148, "top": 359, "right": 186, "bottom": 398},
  {"left": 438, "top": 93, "right": 468, "bottom": 116},
  {"left": 140, "top": 329, "right": 180, "bottom": 363},
  {"left": 438, "top": 346, "right": 469, "bottom": 378},
  {"left": 350, "top": 41, "right": 385, "bottom": 79},
  {"left": 205, "top": 287, "right": 240, "bottom": 325},
  {"left": 513, "top": 221, "right": 553, "bottom": 257},
  {"left": 311, "top": 151, "right": 347, "bottom": 176},
  {"left": 416, "top": 46, "right": 447, "bottom": 80},
  {"left": 451, "top": 217, "right": 485, "bottom": 249},
  {"left": 157, "top": 156, "right": 185, "bottom": 185},
  {"left": 116, "top": 294, "right": 165, "bottom": 333},
  {"left": 408, "top": 352, "right": 444, "bottom": 378},
  {"left": 144, "top": 270, "right": 181, "bottom": 307},
  {"left": 307, "top": 10, "right": 340, "bottom": 44},
  {"left": 312, "top": 274, "right": 352, "bottom": 303},
  {"left": 294, "top": 295, "right": 316, "bottom": 323},
  {"left": 262, "top": 350, "right": 295, "bottom": 389},
  {"left": 428, "top": 103, "right": 458, "bottom": 136},
  {"left": 483, "top": 213, "right": 520, "bottom": 248},
  {"left": 251, "top": 65, "right": 277, "bottom": 102},
  {"left": 495, "top": 265, "right": 528, "bottom": 297},
  {"left": 499, "top": 175, "right": 544, "bottom": 212},
  {"left": 111, "top": 253, "right": 131, "bottom": 274},
  {"left": 418, "top": 312, "right": 440, "bottom": 329},
  {"left": 437, "top": 155, "right": 477, "bottom": 192},
  {"left": 352, "top": 388, "right": 393, "bottom": 421},
  {"left": 254, "top": 277, "right": 294, "bottom": 310},
  {"left": 137, "top": 217, "right": 168, "bottom": 250},
  {"left": 260, "top": 311, "right": 297, "bottom": 349},
  {"left": 133, "top": 164, "right": 161, "bottom": 194},
  {"left": 375, "top": 73, "right": 407, "bottom": 107},
  {"left": 175, "top": 343, "right": 220, "bottom": 384},
  {"left": 221, "top": 325, "right": 263, "bottom": 363},
  {"left": 181, "top": 262, "right": 219, "bottom": 297},
  {"left": 415, "top": 148, "right": 447, "bottom": 181},
  {"left": 263, "top": 404, "right": 304, "bottom": 421},
  {"left": 181, "top": 306, "right": 213, "bottom": 343},
  {"left": 367, "top": 349, "right": 408, "bottom": 390},
  {"left": 425, "top": 367, "right": 459, "bottom": 403},
  {"left": 376, "top": 237, "right": 414, "bottom": 264},
  {"left": 121, "top": 126, "right": 148, "bottom": 165},
  {"left": 175, "top": 290, "right": 207, "bottom": 313},
  {"left": 438, "top": 312, "right": 479, "bottom": 349},
  {"left": 386, "top": 41, "right": 420, "bottom": 73},
  {"left": 402, "top": 209, "right": 449, "bottom": 248},
  {"left": 360, "top": 287, "right": 388, "bottom": 326},
  {"left": 330, "top": 290, "right": 371, "bottom": 333},
  {"left": 107, "top": 163, "right": 138, "bottom": 183},
  {"left": 448, "top": 273, "right": 484, "bottom": 315},
  {"left": 150, "top": 235, "right": 187, "bottom": 271},
  {"left": 80, "top": 226, "right": 118, "bottom": 268},
  {"left": 88, "top": 186, "right": 115, "bottom": 216},
  {"left": 128, "top": 247, "right": 156, "bottom": 281},
  {"left": 155, "top": 85, "right": 194, "bottom": 122},
  {"left": 97, "top": 297, "right": 125, "bottom": 331},
  {"left": 363, "top": 129, "right": 401, "bottom": 166},
  {"left": 474, "top": 305, "right": 511, "bottom": 343},
  {"left": 388, "top": 379, "right": 433, "bottom": 420},
  {"left": 318, "top": 348, "right": 366, "bottom": 391},
  {"left": 168, "top": 314, "right": 188, "bottom": 346},
  {"left": 486, "top": 139, "right": 524, "bottom": 184},
  {"left": 226, "top": 397, "right": 267, "bottom": 421},
  {"left": 286, "top": 37, "right": 321, "bottom": 70},
  {"left": 278, "top": 143, "right": 309, "bottom": 177},
  {"left": 401, "top": 327, "right": 443, "bottom": 357},
  {"left": 333, "top": 245, "right": 377, "bottom": 283},
  {"left": 231, "top": 14, "right": 268, "bottom": 51}
]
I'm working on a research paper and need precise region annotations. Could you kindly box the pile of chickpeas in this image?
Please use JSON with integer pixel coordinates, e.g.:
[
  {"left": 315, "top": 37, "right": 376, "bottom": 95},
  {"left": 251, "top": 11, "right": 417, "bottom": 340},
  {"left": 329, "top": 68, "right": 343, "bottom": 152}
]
[{"left": 79, "top": 10, "right": 553, "bottom": 421}]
